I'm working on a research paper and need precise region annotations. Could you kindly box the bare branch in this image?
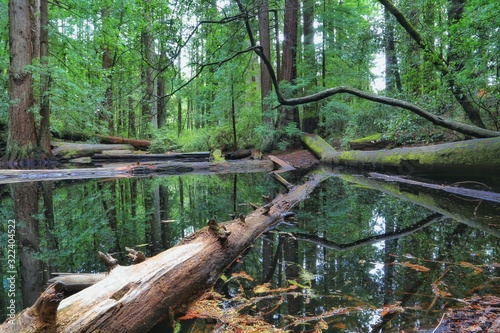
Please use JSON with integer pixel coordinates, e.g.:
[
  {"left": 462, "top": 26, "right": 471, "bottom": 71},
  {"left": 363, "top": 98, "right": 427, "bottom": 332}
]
[{"left": 234, "top": 0, "right": 499, "bottom": 138}]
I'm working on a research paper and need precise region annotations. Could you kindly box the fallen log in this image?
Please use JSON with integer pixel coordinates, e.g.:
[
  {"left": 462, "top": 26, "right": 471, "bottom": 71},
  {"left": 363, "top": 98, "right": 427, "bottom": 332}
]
[
  {"left": 337, "top": 171, "right": 500, "bottom": 237},
  {"left": 0, "top": 160, "right": 275, "bottom": 184},
  {"left": 348, "top": 133, "right": 391, "bottom": 150},
  {"left": 91, "top": 151, "right": 210, "bottom": 162},
  {"left": 303, "top": 134, "right": 500, "bottom": 177},
  {"left": 51, "top": 142, "right": 135, "bottom": 159},
  {"left": 51, "top": 130, "right": 151, "bottom": 150},
  {"left": 0, "top": 172, "right": 328, "bottom": 333}
]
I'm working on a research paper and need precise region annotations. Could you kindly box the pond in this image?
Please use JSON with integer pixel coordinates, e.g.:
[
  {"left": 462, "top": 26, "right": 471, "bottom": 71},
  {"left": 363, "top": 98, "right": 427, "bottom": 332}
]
[{"left": 0, "top": 167, "right": 499, "bottom": 332}]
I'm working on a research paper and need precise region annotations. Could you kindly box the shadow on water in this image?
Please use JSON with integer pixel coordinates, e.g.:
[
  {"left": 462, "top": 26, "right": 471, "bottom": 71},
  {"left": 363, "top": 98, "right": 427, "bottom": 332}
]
[{"left": 0, "top": 168, "right": 498, "bottom": 332}]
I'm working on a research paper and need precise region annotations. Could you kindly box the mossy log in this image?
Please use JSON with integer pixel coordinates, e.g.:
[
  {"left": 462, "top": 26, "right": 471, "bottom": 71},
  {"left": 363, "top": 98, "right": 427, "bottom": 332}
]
[
  {"left": 51, "top": 142, "right": 135, "bottom": 159},
  {"left": 302, "top": 134, "right": 500, "bottom": 177},
  {"left": 0, "top": 172, "right": 327, "bottom": 333},
  {"left": 348, "top": 133, "right": 392, "bottom": 150},
  {"left": 51, "top": 130, "right": 151, "bottom": 150},
  {"left": 337, "top": 171, "right": 500, "bottom": 238}
]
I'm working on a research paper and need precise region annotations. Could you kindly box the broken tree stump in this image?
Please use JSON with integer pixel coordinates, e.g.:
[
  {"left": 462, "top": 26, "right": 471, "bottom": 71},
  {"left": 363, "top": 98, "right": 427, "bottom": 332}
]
[{"left": 0, "top": 281, "right": 65, "bottom": 333}]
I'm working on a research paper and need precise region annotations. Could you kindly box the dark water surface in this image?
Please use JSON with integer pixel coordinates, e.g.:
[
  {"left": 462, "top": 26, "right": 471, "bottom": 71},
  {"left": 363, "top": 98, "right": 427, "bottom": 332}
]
[{"left": 0, "top": 169, "right": 498, "bottom": 332}]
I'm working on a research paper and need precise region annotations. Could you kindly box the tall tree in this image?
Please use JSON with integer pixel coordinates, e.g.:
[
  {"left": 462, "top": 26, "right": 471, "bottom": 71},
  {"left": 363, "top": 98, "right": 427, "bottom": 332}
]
[
  {"left": 379, "top": 0, "right": 487, "bottom": 128},
  {"left": 301, "top": 0, "right": 319, "bottom": 133},
  {"left": 141, "top": 0, "right": 156, "bottom": 135},
  {"left": 258, "top": 0, "right": 274, "bottom": 152},
  {"left": 5, "top": 0, "right": 50, "bottom": 164},
  {"left": 277, "top": 0, "right": 300, "bottom": 131},
  {"left": 384, "top": 7, "right": 401, "bottom": 93},
  {"left": 38, "top": 0, "right": 51, "bottom": 154}
]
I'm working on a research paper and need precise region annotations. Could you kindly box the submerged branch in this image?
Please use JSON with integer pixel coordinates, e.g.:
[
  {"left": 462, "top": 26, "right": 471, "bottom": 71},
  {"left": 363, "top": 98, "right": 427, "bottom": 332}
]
[{"left": 292, "top": 213, "right": 443, "bottom": 251}]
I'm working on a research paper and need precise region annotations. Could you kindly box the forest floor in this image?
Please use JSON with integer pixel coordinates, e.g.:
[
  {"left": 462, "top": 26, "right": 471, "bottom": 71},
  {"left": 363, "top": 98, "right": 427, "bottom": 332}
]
[
  {"left": 430, "top": 296, "right": 500, "bottom": 332},
  {"left": 272, "top": 149, "right": 319, "bottom": 169}
]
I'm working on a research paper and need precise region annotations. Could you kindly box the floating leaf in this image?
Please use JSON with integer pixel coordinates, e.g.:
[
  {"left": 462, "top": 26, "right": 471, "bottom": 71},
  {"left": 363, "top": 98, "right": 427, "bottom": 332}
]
[
  {"left": 254, "top": 283, "right": 271, "bottom": 294},
  {"left": 232, "top": 271, "right": 254, "bottom": 281},
  {"left": 460, "top": 262, "right": 483, "bottom": 273},
  {"left": 380, "top": 302, "right": 404, "bottom": 316},
  {"left": 431, "top": 283, "right": 452, "bottom": 297},
  {"left": 400, "top": 261, "right": 430, "bottom": 272}
]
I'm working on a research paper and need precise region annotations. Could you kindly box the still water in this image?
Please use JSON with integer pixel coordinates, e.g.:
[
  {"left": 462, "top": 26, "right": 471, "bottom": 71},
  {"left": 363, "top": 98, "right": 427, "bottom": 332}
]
[{"left": 0, "top": 169, "right": 499, "bottom": 332}]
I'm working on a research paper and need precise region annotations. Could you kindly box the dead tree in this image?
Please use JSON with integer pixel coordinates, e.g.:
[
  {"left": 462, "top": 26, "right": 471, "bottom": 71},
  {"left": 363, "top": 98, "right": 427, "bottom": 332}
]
[{"left": 0, "top": 172, "right": 327, "bottom": 333}]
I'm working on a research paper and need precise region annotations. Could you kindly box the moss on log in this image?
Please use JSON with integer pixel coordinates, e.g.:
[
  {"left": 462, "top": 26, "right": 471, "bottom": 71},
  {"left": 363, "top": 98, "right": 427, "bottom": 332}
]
[{"left": 303, "top": 134, "right": 500, "bottom": 177}]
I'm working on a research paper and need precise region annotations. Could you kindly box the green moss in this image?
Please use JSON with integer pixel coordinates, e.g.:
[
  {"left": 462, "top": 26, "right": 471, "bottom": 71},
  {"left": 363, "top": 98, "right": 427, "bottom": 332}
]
[
  {"left": 212, "top": 149, "right": 225, "bottom": 162},
  {"left": 350, "top": 133, "right": 382, "bottom": 143},
  {"left": 301, "top": 134, "right": 336, "bottom": 159}
]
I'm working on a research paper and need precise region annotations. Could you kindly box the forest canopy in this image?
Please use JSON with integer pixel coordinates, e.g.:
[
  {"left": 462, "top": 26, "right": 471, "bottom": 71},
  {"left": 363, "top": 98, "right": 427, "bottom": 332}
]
[{"left": 0, "top": 0, "right": 498, "bottom": 161}]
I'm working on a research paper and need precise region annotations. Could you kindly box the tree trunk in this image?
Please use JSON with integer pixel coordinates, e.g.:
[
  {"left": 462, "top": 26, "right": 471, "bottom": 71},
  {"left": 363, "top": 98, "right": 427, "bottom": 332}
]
[
  {"left": 302, "top": 133, "right": 500, "bottom": 177},
  {"left": 38, "top": 0, "right": 52, "bottom": 156},
  {"left": 0, "top": 172, "right": 327, "bottom": 333},
  {"left": 258, "top": 0, "right": 275, "bottom": 152},
  {"left": 101, "top": 4, "right": 114, "bottom": 132},
  {"left": 6, "top": 0, "right": 38, "bottom": 162},
  {"left": 384, "top": 7, "right": 401, "bottom": 92},
  {"left": 277, "top": 0, "right": 300, "bottom": 132},
  {"left": 11, "top": 182, "right": 44, "bottom": 309},
  {"left": 301, "top": 0, "right": 319, "bottom": 133},
  {"left": 141, "top": 0, "right": 155, "bottom": 135}
]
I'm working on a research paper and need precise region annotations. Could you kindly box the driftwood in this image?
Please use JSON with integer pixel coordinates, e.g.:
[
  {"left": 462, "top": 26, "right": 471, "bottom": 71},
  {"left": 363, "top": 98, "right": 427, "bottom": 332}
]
[
  {"left": 0, "top": 159, "right": 275, "bottom": 184},
  {"left": 303, "top": 134, "right": 500, "bottom": 177},
  {"left": 1, "top": 171, "right": 327, "bottom": 333},
  {"left": 51, "top": 130, "right": 151, "bottom": 150}
]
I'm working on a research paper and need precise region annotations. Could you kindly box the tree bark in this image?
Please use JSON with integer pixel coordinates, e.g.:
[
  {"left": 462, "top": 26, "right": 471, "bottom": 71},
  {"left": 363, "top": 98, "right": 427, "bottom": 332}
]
[
  {"left": 258, "top": 0, "right": 275, "bottom": 152},
  {"left": 6, "top": 0, "right": 37, "bottom": 162},
  {"left": 1, "top": 172, "right": 327, "bottom": 333},
  {"left": 301, "top": 0, "right": 319, "bottom": 133},
  {"left": 38, "top": 0, "right": 52, "bottom": 156},
  {"left": 277, "top": 0, "right": 300, "bottom": 132}
]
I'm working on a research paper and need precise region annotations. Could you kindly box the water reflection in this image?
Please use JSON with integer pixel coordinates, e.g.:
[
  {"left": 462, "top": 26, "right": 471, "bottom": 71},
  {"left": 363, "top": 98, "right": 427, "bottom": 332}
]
[{"left": 0, "top": 171, "right": 498, "bottom": 332}]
